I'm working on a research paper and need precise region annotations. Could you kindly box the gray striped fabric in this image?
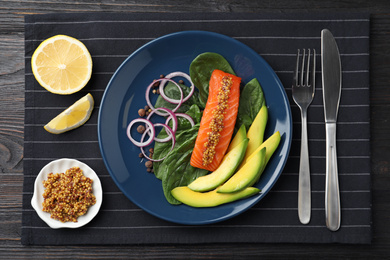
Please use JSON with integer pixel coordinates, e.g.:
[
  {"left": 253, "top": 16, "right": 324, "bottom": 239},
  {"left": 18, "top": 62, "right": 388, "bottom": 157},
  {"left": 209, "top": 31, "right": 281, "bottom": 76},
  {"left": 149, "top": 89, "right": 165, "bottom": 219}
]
[{"left": 22, "top": 12, "right": 371, "bottom": 245}]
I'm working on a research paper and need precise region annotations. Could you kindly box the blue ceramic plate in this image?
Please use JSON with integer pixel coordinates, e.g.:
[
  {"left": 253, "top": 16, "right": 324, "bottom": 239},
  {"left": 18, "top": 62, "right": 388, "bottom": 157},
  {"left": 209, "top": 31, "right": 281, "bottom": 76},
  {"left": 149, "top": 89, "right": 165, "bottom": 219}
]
[{"left": 98, "top": 31, "right": 292, "bottom": 225}]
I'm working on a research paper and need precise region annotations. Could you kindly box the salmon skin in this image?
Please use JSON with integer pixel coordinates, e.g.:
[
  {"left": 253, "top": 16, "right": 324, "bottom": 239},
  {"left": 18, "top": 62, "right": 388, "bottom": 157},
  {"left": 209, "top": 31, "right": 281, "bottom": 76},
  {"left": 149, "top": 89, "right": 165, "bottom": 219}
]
[{"left": 190, "top": 69, "right": 241, "bottom": 171}]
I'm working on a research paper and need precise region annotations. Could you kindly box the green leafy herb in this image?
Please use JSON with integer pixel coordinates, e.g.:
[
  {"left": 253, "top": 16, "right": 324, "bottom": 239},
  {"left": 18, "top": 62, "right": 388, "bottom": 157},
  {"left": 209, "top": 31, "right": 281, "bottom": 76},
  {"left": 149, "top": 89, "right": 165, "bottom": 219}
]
[
  {"left": 153, "top": 104, "right": 202, "bottom": 178},
  {"left": 236, "top": 78, "right": 265, "bottom": 131},
  {"left": 155, "top": 81, "right": 203, "bottom": 113},
  {"left": 158, "top": 125, "right": 208, "bottom": 204},
  {"left": 189, "top": 52, "right": 235, "bottom": 107}
]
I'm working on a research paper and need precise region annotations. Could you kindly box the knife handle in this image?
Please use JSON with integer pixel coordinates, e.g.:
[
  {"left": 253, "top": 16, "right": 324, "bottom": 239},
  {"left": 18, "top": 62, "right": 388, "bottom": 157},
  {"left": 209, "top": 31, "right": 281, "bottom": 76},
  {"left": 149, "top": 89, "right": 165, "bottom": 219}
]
[{"left": 325, "top": 122, "right": 341, "bottom": 231}]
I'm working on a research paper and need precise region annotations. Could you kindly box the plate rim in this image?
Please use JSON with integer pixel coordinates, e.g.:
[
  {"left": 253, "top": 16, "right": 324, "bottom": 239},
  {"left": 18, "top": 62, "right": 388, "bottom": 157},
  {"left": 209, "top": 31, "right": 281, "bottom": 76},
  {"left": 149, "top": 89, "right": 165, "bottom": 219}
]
[{"left": 98, "top": 30, "right": 292, "bottom": 225}]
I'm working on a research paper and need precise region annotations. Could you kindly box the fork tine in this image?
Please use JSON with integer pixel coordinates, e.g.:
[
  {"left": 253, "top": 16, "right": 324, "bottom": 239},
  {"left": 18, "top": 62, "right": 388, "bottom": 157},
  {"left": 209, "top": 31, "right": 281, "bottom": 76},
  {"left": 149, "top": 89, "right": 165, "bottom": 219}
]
[
  {"left": 294, "top": 49, "right": 300, "bottom": 86},
  {"left": 306, "top": 49, "right": 311, "bottom": 86},
  {"left": 300, "top": 49, "right": 306, "bottom": 86},
  {"left": 294, "top": 49, "right": 316, "bottom": 88},
  {"left": 312, "top": 49, "right": 316, "bottom": 88}
]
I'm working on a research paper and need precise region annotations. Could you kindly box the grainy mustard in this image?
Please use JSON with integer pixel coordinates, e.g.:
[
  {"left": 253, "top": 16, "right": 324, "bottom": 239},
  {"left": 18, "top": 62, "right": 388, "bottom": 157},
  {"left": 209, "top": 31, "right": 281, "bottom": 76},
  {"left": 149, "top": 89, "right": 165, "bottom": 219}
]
[
  {"left": 202, "top": 76, "right": 233, "bottom": 166},
  {"left": 42, "top": 167, "right": 96, "bottom": 222}
]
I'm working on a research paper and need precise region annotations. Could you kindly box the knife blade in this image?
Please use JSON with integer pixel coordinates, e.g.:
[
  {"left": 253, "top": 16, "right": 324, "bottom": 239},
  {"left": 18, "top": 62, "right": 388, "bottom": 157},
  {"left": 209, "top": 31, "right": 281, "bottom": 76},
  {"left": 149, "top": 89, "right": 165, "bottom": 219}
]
[{"left": 321, "top": 29, "right": 342, "bottom": 231}]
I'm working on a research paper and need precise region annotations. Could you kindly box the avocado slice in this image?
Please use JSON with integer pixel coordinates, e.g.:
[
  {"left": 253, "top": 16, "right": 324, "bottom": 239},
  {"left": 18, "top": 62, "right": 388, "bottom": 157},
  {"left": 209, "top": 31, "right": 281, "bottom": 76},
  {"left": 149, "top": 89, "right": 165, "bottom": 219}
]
[
  {"left": 171, "top": 186, "right": 260, "bottom": 207},
  {"left": 248, "top": 132, "right": 281, "bottom": 186},
  {"left": 246, "top": 131, "right": 281, "bottom": 165},
  {"left": 246, "top": 105, "right": 268, "bottom": 157},
  {"left": 218, "top": 147, "right": 266, "bottom": 193},
  {"left": 226, "top": 124, "right": 246, "bottom": 153},
  {"left": 188, "top": 138, "right": 249, "bottom": 192},
  {"left": 237, "top": 105, "right": 268, "bottom": 170}
]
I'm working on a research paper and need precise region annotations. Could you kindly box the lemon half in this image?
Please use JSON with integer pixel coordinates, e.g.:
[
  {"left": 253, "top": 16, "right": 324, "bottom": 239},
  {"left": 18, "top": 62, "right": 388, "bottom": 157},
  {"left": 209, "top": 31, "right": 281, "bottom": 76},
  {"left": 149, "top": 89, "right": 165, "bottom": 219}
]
[
  {"left": 44, "top": 93, "right": 94, "bottom": 134},
  {"left": 31, "top": 35, "right": 93, "bottom": 95}
]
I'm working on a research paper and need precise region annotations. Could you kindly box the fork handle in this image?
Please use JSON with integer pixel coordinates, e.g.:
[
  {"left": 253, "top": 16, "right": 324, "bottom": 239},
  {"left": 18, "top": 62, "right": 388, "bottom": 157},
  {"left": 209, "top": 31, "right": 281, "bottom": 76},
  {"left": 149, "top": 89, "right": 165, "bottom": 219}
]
[
  {"left": 325, "top": 122, "right": 341, "bottom": 231},
  {"left": 298, "top": 109, "right": 311, "bottom": 224}
]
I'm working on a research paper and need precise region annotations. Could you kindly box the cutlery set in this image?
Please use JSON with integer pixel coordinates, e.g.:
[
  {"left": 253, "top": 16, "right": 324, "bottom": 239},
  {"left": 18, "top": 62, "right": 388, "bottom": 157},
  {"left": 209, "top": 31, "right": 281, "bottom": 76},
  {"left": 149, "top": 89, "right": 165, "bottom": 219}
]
[{"left": 293, "top": 29, "right": 341, "bottom": 231}]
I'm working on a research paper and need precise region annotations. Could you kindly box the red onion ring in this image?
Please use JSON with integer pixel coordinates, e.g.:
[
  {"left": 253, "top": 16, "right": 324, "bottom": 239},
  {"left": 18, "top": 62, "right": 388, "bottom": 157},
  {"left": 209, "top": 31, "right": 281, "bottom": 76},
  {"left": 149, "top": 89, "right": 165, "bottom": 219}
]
[
  {"left": 140, "top": 123, "right": 175, "bottom": 162},
  {"left": 129, "top": 72, "right": 197, "bottom": 163},
  {"left": 126, "top": 118, "right": 155, "bottom": 147},
  {"left": 165, "top": 113, "right": 195, "bottom": 130},
  {"left": 146, "top": 107, "right": 178, "bottom": 140},
  {"left": 159, "top": 72, "right": 195, "bottom": 104},
  {"left": 145, "top": 78, "right": 183, "bottom": 116}
]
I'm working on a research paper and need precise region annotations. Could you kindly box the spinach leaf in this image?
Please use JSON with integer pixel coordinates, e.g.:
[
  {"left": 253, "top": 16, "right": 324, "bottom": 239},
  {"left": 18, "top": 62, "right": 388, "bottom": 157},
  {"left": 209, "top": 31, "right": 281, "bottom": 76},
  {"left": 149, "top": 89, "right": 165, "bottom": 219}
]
[
  {"left": 152, "top": 104, "right": 202, "bottom": 179},
  {"left": 153, "top": 137, "right": 173, "bottom": 180},
  {"left": 183, "top": 104, "right": 202, "bottom": 125},
  {"left": 189, "top": 52, "right": 236, "bottom": 107},
  {"left": 158, "top": 125, "right": 208, "bottom": 204},
  {"left": 155, "top": 81, "right": 203, "bottom": 113},
  {"left": 236, "top": 78, "right": 265, "bottom": 131}
]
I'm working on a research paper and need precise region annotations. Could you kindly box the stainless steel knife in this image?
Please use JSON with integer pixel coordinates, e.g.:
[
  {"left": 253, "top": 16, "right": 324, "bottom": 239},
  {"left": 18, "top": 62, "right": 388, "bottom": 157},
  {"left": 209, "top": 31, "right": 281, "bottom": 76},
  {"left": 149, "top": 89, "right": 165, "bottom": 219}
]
[{"left": 321, "top": 29, "right": 342, "bottom": 231}]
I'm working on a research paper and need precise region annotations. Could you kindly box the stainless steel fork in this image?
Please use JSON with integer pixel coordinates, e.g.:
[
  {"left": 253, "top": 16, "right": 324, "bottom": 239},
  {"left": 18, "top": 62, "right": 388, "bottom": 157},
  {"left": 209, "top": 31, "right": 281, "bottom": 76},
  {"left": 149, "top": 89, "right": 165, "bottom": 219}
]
[{"left": 292, "top": 49, "right": 316, "bottom": 224}]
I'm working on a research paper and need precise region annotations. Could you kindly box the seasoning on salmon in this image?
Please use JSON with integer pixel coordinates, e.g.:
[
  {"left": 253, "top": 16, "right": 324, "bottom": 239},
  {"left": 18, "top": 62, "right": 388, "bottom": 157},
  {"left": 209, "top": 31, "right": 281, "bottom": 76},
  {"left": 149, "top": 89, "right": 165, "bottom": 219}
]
[{"left": 190, "top": 69, "right": 241, "bottom": 171}]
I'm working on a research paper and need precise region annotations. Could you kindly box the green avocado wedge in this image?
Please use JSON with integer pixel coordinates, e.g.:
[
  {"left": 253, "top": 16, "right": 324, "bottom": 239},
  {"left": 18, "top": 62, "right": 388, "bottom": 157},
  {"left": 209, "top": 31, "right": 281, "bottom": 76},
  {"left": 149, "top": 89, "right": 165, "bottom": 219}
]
[
  {"left": 188, "top": 138, "right": 249, "bottom": 192},
  {"left": 226, "top": 124, "right": 247, "bottom": 153},
  {"left": 248, "top": 133, "right": 280, "bottom": 186},
  {"left": 246, "top": 131, "right": 281, "bottom": 165},
  {"left": 218, "top": 147, "right": 266, "bottom": 193},
  {"left": 171, "top": 186, "right": 260, "bottom": 208},
  {"left": 246, "top": 105, "right": 268, "bottom": 158},
  {"left": 237, "top": 105, "right": 268, "bottom": 171}
]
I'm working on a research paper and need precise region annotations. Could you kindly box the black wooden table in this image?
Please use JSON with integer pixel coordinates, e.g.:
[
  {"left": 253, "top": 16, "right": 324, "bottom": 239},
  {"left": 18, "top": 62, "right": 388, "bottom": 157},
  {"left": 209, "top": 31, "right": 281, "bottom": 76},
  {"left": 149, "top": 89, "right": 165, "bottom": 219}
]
[{"left": 1, "top": 1, "right": 389, "bottom": 258}]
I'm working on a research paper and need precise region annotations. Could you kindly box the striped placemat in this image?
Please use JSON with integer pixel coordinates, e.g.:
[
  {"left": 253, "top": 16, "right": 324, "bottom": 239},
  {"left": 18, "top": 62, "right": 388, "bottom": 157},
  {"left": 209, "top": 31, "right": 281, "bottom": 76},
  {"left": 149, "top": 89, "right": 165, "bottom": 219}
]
[{"left": 22, "top": 12, "right": 371, "bottom": 245}]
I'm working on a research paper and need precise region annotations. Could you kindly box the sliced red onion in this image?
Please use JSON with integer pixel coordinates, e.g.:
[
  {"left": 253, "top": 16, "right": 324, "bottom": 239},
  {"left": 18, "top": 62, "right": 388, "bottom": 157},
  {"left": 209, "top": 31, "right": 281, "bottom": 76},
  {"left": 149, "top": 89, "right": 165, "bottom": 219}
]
[
  {"left": 165, "top": 113, "right": 195, "bottom": 130},
  {"left": 145, "top": 78, "right": 183, "bottom": 116},
  {"left": 159, "top": 71, "right": 195, "bottom": 104},
  {"left": 146, "top": 107, "right": 178, "bottom": 137},
  {"left": 140, "top": 123, "right": 175, "bottom": 162},
  {"left": 130, "top": 72, "right": 197, "bottom": 163},
  {"left": 126, "top": 118, "right": 155, "bottom": 147}
]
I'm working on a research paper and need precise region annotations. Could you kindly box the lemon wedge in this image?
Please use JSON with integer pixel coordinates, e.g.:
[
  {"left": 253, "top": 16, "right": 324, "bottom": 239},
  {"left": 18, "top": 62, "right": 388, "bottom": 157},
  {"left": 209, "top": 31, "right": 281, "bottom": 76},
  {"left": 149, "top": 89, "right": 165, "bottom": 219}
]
[
  {"left": 31, "top": 35, "right": 93, "bottom": 95},
  {"left": 44, "top": 93, "right": 94, "bottom": 134}
]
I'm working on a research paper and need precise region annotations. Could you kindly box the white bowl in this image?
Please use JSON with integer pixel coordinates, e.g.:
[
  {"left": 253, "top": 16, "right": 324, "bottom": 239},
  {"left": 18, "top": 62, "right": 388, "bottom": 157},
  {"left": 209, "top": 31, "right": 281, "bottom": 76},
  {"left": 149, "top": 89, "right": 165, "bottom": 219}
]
[{"left": 31, "top": 158, "right": 103, "bottom": 229}]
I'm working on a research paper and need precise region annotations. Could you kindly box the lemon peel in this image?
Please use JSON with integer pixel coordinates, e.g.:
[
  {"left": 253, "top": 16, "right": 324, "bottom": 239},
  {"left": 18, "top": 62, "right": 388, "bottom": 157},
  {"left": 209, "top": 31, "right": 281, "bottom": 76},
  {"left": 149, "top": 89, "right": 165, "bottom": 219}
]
[{"left": 44, "top": 93, "right": 94, "bottom": 134}]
